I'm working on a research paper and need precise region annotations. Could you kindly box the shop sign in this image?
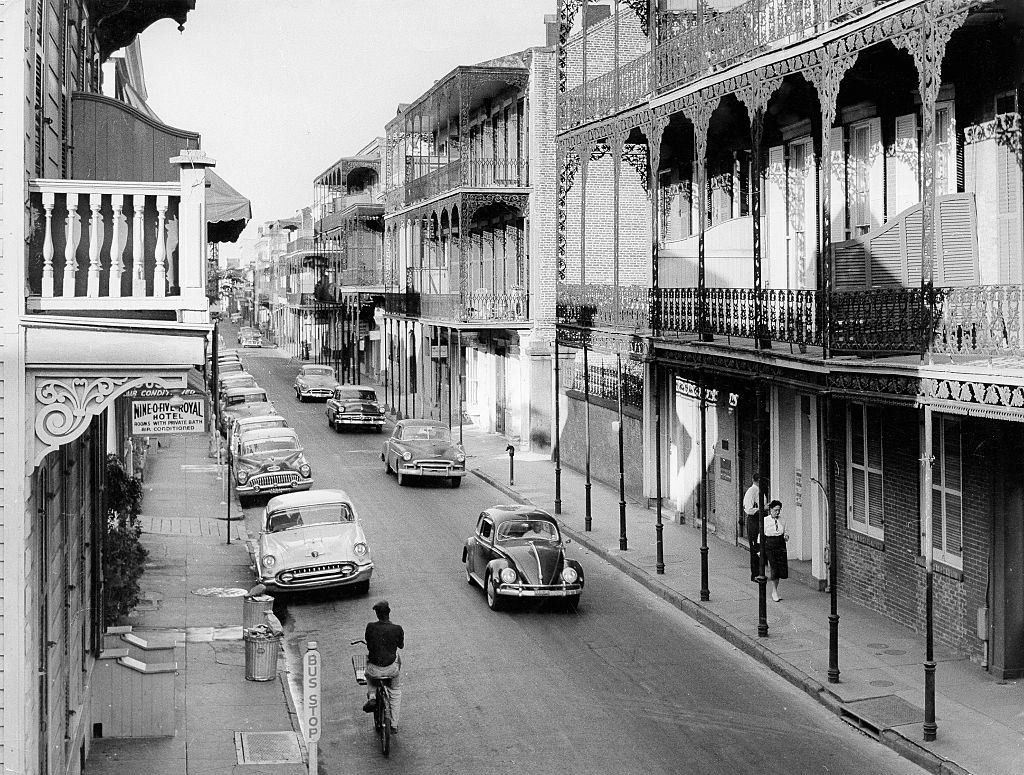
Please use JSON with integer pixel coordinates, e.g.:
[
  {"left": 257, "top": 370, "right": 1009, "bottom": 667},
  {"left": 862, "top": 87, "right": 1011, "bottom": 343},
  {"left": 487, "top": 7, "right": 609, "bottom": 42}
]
[{"left": 125, "top": 385, "right": 207, "bottom": 435}]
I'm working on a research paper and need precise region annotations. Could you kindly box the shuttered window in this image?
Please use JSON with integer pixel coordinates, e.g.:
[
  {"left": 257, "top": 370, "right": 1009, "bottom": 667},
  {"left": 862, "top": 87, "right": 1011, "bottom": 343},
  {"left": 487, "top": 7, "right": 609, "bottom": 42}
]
[
  {"left": 848, "top": 123, "right": 872, "bottom": 236},
  {"left": 928, "top": 418, "right": 963, "bottom": 568},
  {"left": 935, "top": 102, "right": 956, "bottom": 197},
  {"left": 847, "top": 403, "right": 884, "bottom": 540}
]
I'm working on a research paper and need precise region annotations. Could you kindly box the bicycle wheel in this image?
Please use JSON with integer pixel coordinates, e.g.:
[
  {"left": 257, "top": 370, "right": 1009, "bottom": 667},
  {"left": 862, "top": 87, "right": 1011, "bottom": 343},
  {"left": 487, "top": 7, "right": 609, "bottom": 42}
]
[
  {"left": 372, "top": 685, "right": 383, "bottom": 733},
  {"left": 379, "top": 688, "right": 391, "bottom": 757}
]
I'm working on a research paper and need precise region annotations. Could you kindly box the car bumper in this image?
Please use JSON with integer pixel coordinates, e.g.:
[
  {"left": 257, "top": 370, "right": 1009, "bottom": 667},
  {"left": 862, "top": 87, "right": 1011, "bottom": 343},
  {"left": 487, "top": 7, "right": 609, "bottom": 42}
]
[
  {"left": 495, "top": 583, "right": 583, "bottom": 598},
  {"left": 237, "top": 478, "right": 313, "bottom": 497},
  {"left": 336, "top": 415, "right": 385, "bottom": 426},
  {"left": 261, "top": 562, "right": 373, "bottom": 592},
  {"left": 299, "top": 389, "right": 334, "bottom": 400},
  {"left": 397, "top": 465, "right": 465, "bottom": 478}
]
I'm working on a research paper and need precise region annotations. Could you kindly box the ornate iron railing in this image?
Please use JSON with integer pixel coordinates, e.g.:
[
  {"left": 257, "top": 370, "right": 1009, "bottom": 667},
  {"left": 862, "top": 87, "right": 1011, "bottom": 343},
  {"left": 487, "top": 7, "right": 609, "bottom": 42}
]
[
  {"left": 932, "top": 285, "right": 1024, "bottom": 356},
  {"left": 653, "top": 0, "right": 880, "bottom": 94},
  {"left": 558, "top": 53, "right": 652, "bottom": 132},
  {"left": 830, "top": 288, "right": 928, "bottom": 353},
  {"left": 556, "top": 283, "right": 652, "bottom": 329},
  {"left": 570, "top": 358, "right": 645, "bottom": 408},
  {"left": 398, "top": 158, "right": 529, "bottom": 207},
  {"left": 465, "top": 288, "right": 529, "bottom": 322},
  {"left": 762, "top": 289, "right": 821, "bottom": 346}
]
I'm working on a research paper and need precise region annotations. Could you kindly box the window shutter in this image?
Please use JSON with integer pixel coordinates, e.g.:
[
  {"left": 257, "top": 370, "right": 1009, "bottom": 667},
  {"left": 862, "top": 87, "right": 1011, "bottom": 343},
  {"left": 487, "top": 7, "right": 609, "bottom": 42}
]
[
  {"left": 829, "top": 127, "right": 846, "bottom": 243},
  {"left": 996, "top": 140, "right": 1023, "bottom": 283},
  {"left": 766, "top": 144, "right": 787, "bottom": 288},
  {"left": 936, "top": 194, "right": 979, "bottom": 286},
  {"left": 888, "top": 113, "right": 919, "bottom": 217},
  {"left": 868, "top": 117, "right": 885, "bottom": 229}
]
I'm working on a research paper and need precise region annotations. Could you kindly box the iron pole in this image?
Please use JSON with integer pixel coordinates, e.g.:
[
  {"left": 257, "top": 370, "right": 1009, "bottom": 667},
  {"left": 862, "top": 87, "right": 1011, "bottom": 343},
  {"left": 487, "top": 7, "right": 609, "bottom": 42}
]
[
  {"left": 554, "top": 337, "right": 562, "bottom": 514},
  {"left": 583, "top": 343, "right": 592, "bottom": 531},
  {"left": 616, "top": 353, "right": 627, "bottom": 551}
]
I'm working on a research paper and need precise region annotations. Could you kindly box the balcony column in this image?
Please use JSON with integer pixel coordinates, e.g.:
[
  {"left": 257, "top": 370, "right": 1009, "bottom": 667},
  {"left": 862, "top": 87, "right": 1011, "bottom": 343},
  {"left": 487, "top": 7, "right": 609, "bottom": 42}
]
[
  {"left": 640, "top": 113, "right": 669, "bottom": 336},
  {"left": 808, "top": 45, "right": 859, "bottom": 359},
  {"left": 683, "top": 100, "right": 714, "bottom": 341},
  {"left": 895, "top": 5, "right": 968, "bottom": 362},
  {"left": 172, "top": 151, "right": 217, "bottom": 322},
  {"left": 611, "top": 126, "right": 627, "bottom": 326},
  {"left": 579, "top": 139, "right": 592, "bottom": 285}
]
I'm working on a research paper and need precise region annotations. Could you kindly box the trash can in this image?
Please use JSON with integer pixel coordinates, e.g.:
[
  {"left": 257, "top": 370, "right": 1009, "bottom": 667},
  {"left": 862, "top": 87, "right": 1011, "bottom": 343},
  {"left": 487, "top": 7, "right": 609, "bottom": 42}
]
[
  {"left": 243, "top": 594, "right": 275, "bottom": 629},
  {"left": 244, "top": 625, "right": 281, "bottom": 682}
]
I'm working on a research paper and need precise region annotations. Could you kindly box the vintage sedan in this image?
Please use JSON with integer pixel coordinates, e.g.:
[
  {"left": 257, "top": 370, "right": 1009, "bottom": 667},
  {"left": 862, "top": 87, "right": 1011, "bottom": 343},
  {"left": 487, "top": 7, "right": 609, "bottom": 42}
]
[
  {"left": 463, "top": 506, "right": 584, "bottom": 611},
  {"left": 326, "top": 385, "right": 385, "bottom": 432},
  {"left": 239, "top": 327, "right": 263, "bottom": 348},
  {"left": 293, "top": 364, "right": 339, "bottom": 402},
  {"left": 218, "top": 371, "right": 257, "bottom": 394},
  {"left": 233, "top": 427, "right": 312, "bottom": 506},
  {"left": 219, "top": 386, "right": 275, "bottom": 435},
  {"left": 249, "top": 489, "right": 373, "bottom": 594},
  {"left": 382, "top": 419, "right": 465, "bottom": 486},
  {"left": 228, "top": 413, "right": 289, "bottom": 463}
]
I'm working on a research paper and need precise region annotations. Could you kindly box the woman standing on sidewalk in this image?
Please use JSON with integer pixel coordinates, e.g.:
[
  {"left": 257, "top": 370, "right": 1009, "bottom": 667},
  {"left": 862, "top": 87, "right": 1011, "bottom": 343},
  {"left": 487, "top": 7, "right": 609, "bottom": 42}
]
[{"left": 762, "top": 500, "right": 789, "bottom": 602}]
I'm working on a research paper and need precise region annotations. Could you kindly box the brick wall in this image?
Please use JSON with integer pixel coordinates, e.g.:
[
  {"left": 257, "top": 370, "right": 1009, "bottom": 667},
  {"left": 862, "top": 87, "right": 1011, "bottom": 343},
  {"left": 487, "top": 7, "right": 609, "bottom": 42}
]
[
  {"left": 559, "top": 391, "right": 645, "bottom": 498},
  {"left": 833, "top": 403, "right": 993, "bottom": 660},
  {"left": 528, "top": 49, "right": 557, "bottom": 343},
  {"left": 564, "top": 6, "right": 649, "bottom": 88}
]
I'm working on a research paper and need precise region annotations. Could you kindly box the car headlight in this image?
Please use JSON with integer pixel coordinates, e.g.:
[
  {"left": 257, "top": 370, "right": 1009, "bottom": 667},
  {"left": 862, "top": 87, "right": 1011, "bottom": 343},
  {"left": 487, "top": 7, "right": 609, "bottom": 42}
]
[
  {"left": 299, "top": 464, "right": 311, "bottom": 478},
  {"left": 402, "top": 451, "right": 412, "bottom": 461},
  {"left": 263, "top": 554, "right": 276, "bottom": 568},
  {"left": 336, "top": 406, "right": 346, "bottom": 413},
  {"left": 455, "top": 453, "right": 466, "bottom": 463},
  {"left": 561, "top": 567, "right": 579, "bottom": 584},
  {"left": 236, "top": 470, "right": 249, "bottom": 484},
  {"left": 499, "top": 567, "right": 517, "bottom": 584},
  {"left": 353, "top": 542, "right": 368, "bottom": 557}
]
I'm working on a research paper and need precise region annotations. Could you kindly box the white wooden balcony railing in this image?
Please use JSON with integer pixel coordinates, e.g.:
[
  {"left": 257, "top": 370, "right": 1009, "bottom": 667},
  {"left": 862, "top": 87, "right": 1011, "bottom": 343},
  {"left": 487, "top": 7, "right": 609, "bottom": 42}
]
[{"left": 27, "top": 162, "right": 211, "bottom": 321}]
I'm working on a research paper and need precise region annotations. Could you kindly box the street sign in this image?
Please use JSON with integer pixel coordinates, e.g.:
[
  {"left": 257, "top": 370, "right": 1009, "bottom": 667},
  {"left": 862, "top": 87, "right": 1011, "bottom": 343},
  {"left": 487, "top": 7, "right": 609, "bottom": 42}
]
[{"left": 303, "top": 643, "right": 321, "bottom": 743}]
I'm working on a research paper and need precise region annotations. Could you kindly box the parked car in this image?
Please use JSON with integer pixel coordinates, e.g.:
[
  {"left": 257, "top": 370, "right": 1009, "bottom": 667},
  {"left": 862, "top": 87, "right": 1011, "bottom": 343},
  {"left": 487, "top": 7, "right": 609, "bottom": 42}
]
[
  {"left": 238, "top": 327, "right": 263, "bottom": 347},
  {"left": 217, "top": 360, "right": 244, "bottom": 375},
  {"left": 230, "top": 312, "right": 241, "bottom": 323},
  {"left": 326, "top": 385, "right": 385, "bottom": 432},
  {"left": 249, "top": 489, "right": 373, "bottom": 594},
  {"left": 381, "top": 419, "right": 465, "bottom": 487},
  {"left": 228, "top": 414, "right": 289, "bottom": 461},
  {"left": 293, "top": 364, "right": 339, "bottom": 402},
  {"left": 463, "top": 506, "right": 584, "bottom": 612},
  {"left": 233, "top": 427, "right": 312, "bottom": 506},
  {"left": 218, "top": 372, "right": 257, "bottom": 394},
  {"left": 219, "top": 386, "right": 275, "bottom": 435}
]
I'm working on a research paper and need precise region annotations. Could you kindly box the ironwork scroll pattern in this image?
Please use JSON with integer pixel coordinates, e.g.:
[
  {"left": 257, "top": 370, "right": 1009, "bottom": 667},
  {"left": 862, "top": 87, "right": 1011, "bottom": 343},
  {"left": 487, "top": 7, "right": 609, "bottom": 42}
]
[
  {"left": 963, "top": 112, "right": 1022, "bottom": 165},
  {"left": 556, "top": 149, "right": 581, "bottom": 281},
  {"left": 830, "top": 288, "right": 930, "bottom": 353},
  {"left": 556, "top": 324, "right": 650, "bottom": 359},
  {"left": 622, "top": 144, "right": 649, "bottom": 191},
  {"left": 556, "top": 282, "right": 652, "bottom": 331},
  {"left": 570, "top": 357, "right": 645, "bottom": 408},
  {"left": 558, "top": 0, "right": 585, "bottom": 95},
  {"left": 933, "top": 286, "right": 1024, "bottom": 357}
]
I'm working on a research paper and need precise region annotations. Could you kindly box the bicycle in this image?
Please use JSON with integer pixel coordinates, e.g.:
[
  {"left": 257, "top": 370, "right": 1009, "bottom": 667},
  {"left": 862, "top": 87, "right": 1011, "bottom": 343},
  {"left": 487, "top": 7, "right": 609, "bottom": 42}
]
[{"left": 351, "top": 639, "right": 394, "bottom": 756}]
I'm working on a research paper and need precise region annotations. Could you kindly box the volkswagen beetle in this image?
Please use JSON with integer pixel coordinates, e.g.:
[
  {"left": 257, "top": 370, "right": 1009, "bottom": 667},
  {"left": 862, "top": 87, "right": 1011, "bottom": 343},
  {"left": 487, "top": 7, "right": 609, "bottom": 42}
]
[
  {"left": 249, "top": 489, "right": 372, "bottom": 594},
  {"left": 233, "top": 427, "right": 312, "bottom": 506},
  {"left": 382, "top": 419, "right": 465, "bottom": 486},
  {"left": 293, "top": 364, "right": 339, "bottom": 402},
  {"left": 462, "top": 506, "right": 583, "bottom": 611}
]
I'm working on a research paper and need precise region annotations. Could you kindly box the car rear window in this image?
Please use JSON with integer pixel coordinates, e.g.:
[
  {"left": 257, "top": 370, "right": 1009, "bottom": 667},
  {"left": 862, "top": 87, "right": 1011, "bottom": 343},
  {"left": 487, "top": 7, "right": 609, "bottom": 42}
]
[
  {"left": 242, "top": 437, "right": 299, "bottom": 455},
  {"left": 496, "top": 520, "right": 558, "bottom": 542},
  {"left": 303, "top": 367, "right": 334, "bottom": 377},
  {"left": 267, "top": 502, "right": 354, "bottom": 532},
  {"left": 401, "top": 426, "right": 451, "bottom": 442},
  {"left": 337, "top": 388, "right": 377, "bottom": 401}
]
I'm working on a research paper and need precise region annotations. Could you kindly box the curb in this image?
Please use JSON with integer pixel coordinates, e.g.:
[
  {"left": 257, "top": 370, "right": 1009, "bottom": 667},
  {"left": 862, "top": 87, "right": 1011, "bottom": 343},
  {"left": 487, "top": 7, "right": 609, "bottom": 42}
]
[{"left": 469, "top": 466, "right": 967, "bottom": 775}]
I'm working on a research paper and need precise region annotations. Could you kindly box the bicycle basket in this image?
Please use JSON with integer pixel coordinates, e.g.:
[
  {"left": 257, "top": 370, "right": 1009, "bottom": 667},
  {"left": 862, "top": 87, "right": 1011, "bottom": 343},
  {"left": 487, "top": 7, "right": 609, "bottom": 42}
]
[{"left": 351, "top": 654, "right": 367, "bottom": 684}]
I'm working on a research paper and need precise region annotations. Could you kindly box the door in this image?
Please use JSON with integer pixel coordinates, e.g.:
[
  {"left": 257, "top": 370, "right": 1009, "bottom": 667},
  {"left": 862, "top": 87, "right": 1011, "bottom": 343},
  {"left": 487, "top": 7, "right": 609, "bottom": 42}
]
[
  {"left": 469, "top": 517, "right": 495, "bottom": 581},
  {"left": 495, "top": 347, "right": 506, "bottom": 435},
  {"left": 787, "top": 138, "right": 816, "bottom": 289},
  {"left": 736, "top": 388, "right": 770, "bottom": 544}
]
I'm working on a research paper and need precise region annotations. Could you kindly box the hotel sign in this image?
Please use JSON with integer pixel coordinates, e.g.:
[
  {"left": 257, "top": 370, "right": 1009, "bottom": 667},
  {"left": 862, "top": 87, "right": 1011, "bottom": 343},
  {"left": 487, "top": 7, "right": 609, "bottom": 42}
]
[{"left": 124, "top": 385, "right": 207, "bottom": 435}]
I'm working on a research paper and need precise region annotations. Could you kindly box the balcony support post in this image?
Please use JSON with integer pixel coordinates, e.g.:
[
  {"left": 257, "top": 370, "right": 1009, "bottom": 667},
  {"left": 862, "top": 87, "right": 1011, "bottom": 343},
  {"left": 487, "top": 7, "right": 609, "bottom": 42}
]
[
  {"left": 921, "top": 405, "right": 937, "bottom": 741},
  {"left": 683, "top": 99, "right": 714, "bottom": 341},
  {"left": 583, "top": 341, "right": 592, "bottom": 531},
  {"left": 580, "top": 140, "right": 590, "bottom": 285},
  {"left": 641, "top": 114, "right": 669, "bottom": 336},
  {"left": 611, "top": 127, "right": 626, "bottom": 325},
  {"left": 698, "top": 367, "right": 709, "bottom": 601},
  {"left": 172, "top": 151, "right": 216, "bottom": 316},
  {"left": 553, "top": 336, "right": 562, "bottom": 514}
]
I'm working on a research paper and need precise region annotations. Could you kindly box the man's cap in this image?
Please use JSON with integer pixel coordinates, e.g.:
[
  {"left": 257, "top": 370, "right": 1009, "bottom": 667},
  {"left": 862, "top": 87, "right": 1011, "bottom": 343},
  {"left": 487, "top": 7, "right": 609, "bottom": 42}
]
[{"left": 372, "top": 599, "right": 390, "bottom": 614}]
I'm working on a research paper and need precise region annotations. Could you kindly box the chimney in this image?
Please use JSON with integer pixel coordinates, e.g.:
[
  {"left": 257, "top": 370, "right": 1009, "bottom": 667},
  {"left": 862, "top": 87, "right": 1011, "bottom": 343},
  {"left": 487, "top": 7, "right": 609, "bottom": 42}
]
[{"left": 544, "top": 14, "right": 558, "bottom": 48}]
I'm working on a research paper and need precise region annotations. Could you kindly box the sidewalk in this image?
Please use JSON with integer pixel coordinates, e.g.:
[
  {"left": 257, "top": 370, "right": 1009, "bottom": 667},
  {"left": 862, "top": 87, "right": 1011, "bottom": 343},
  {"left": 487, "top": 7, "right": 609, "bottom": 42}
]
[
  {"left": 86, "top": 434, "right": 306, "bottom": 775},
  {"left": 455, "top": 423, "right": 1024, "bottom": 775}
]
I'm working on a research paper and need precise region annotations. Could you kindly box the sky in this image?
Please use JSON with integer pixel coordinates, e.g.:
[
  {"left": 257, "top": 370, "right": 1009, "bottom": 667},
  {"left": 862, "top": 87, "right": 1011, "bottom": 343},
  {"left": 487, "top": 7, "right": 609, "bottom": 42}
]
[{"left": 139, "top": 0, "right": 556, "bottom": 258}]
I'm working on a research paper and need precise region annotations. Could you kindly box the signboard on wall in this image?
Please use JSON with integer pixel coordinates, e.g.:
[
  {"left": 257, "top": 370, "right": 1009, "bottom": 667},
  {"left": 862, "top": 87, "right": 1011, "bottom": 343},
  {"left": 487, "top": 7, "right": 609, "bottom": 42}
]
[{"left": 123, "top": 385, "right": 207, "bottom": 435}]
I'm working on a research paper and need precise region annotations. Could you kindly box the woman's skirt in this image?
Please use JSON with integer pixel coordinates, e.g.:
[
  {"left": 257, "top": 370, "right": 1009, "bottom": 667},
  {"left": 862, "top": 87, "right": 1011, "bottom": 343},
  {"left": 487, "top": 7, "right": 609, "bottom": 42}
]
[{"left": 764, "top": 534, "right": 789, "bottom": 580}]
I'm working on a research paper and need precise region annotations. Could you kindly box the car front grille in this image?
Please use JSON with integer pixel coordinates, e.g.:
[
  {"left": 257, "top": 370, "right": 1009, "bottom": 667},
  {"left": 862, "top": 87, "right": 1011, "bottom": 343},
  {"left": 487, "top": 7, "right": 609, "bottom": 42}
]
[
  {"left": 250, "top": 472, "right": 300, "bottom": 487},
  {"left": 415, "top": 459, "right": 458, "bottom": 473},
  {"left": 278, "top": 562, "right": 359, "bottom": 585}
]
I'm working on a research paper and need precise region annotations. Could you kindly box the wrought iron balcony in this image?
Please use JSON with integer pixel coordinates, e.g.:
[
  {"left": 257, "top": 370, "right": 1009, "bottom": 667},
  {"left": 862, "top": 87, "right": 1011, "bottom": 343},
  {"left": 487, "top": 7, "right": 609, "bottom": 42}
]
[
  {"left": 381, "top": 289, "right": 530, "bottom": 324},
  {"left": 556, "top": 283, "right": 653, "bottom": 330},
  {"left": 559, "top": 53, "right": 651, "bottom": 132},
  {"left": 652, "top": 0, "right": 883, "bottom": 95},
  {"left": 26, "top": 180, "right": 207, "bottom": 317},
  {"left": 391, "top": 157, "right": 530, "bottom": 211}
]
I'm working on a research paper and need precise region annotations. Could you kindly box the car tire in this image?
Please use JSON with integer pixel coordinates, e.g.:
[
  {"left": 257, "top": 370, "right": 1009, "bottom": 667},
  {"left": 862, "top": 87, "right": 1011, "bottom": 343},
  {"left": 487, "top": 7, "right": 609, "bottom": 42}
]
[
  {"left": 564, "top": 595, "right": 581, "bottom": 613},
  {"left": 238, "top": 494, "right": 251, "bottom": 509},
  {"left": 397, "top": 470, "right": 407, "bottom": 487},
  {"left": 465, "top": 561, "right": 474, "bottom": 586},
  {"left": 351, "top": 580, "right": 370, "bottom": 596},
  {"left": 384, "top": 455, "right": 393, "bottom": 474},
  {"left": 449, "top": 477, "right": 462, "bottom": 489},
  {"left": 486, "top": 573, "right": 504, "bottom": 611}
]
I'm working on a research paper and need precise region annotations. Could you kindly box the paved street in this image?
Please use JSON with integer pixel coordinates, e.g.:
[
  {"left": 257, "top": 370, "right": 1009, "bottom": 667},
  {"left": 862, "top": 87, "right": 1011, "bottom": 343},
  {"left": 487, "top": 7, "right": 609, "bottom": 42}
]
[{"left": 231, "top": 346, "right": 923, "bottom": 775}]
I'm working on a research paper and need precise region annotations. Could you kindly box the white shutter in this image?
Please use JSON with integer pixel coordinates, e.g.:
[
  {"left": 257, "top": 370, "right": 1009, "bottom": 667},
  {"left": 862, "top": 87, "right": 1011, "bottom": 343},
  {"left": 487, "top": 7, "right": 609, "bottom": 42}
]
[
  {"left": 997, "top": 141, "right": 1023, "bottom": 283},
  {"left": 888, "top": 113, "right": 919, "bottom": 217},
  {"left": 829, "top": 127, "right": 846, "bottom": 243},
  {"left": 766, "top": 145, "right": 787, "bottom": 288},
  {"left": 868, "top": 117, "right": 884, "bottom": 229}
]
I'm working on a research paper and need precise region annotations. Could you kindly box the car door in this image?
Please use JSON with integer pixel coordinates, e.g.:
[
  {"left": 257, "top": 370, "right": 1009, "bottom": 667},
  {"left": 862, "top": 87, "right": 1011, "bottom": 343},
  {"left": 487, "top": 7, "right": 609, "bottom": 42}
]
[
  {"left": 386, "top": 425, "right": 402, "bottom": 468},
  {"left": 326, "top": 389, "right": 339, "bottom": 421},
  {"left": 469, "top": 516, "right": 495, "bottom": 581}
]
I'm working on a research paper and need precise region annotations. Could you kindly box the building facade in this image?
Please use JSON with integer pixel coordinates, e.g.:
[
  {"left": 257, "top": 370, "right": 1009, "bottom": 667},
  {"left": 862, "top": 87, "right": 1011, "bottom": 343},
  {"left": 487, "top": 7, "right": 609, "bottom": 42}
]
[
  {"left": 0, "top": 2, "right": 233, "bottom": 772},
  {"left": 556, "top": 0, "right": 1024, "bottom": 678},
  {"left": 380, "top": 43, "right": 557, "bottom": 447}
]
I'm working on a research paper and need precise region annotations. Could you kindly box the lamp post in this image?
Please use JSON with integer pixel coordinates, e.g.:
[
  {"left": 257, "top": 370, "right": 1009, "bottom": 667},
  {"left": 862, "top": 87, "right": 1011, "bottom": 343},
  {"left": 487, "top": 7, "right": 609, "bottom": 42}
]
[
  {"left": 811, "top": 474, "right": 839, "bottom": 683},
  {"left": 616, "top": 353, "right": 627, "bottom": 551},
  {"left": 554, "top": 338, "right": 562, "bottom": 515}
]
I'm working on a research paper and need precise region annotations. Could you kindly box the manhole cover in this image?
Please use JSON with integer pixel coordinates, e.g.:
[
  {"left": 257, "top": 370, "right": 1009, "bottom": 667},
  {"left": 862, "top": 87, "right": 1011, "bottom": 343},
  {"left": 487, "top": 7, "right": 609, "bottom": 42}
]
[
  {"left": 842, "top": 695, "right": 924, "bottom": 734},
  {"left": 869, "top": 680, "right": 895, "bottom": 687},
  {"left": 236, "top": 731, "right": 302, "bottom": 764},
  {"left": 192, "top": 587, "right": 249, "bottom": 597},
  {"left": 883, "top": 649, "right": 907, "bottom": 656}
]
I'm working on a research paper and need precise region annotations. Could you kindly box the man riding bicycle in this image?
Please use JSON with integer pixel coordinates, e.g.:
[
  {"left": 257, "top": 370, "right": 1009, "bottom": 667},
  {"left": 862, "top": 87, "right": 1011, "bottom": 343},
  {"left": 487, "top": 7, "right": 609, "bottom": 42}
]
[{"left": 361, "top": 600, "right": 404, "bottom": 731}]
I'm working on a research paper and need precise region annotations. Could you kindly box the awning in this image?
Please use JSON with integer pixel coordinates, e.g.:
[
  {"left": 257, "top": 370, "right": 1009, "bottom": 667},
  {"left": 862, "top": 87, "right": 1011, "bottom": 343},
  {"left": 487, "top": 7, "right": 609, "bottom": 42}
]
[{"left": 206, "top": 169, "right": 252, "bottom": 243}]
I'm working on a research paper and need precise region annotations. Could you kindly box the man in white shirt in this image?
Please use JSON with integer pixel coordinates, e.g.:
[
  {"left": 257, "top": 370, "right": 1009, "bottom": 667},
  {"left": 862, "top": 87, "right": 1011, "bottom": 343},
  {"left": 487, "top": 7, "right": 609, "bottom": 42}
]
[{"left": 742, "top": 474, "right": 764, "bottom": 582}]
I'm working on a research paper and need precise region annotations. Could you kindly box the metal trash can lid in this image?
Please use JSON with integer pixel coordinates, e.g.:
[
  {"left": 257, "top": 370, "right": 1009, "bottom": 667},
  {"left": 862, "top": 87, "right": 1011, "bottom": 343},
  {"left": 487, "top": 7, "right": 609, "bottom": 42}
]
[{"left": 245, "top": 594, "right": 274, "bottom": 603}]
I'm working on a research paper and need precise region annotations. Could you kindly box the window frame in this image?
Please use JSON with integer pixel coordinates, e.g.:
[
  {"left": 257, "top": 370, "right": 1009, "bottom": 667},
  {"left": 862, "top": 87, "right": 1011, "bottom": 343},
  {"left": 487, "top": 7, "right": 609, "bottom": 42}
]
[
  {"left": 924, "top": 416, "right": 964, "bottom": 569},
  {"left": 846, "top": 403, "right": 885, "bottom": 540}
]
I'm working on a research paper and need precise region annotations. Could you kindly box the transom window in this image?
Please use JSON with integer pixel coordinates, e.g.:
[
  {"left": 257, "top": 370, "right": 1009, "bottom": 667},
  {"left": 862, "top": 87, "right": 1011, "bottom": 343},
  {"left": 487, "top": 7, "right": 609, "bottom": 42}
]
[{"left": 847, "top": 403, "right": 884, "bottom": 539}]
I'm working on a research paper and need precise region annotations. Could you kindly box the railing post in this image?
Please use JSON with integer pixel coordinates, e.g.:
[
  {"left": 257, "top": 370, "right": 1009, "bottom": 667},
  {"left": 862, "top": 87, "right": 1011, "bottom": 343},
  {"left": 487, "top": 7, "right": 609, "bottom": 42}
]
[
  {"left": 63, "top": 196, "right": 82, "bottom": 298},
  {"left": 132, "top": 198, "right": 146, "bottom": 297},
  {"left": 87, "top": 193, "right": 103, "bottom": 297},
  {"left": 153, "top": 195, "right": 168, "bottom": 297},
  {"left": 109, "top": 194, "right": 125, "bottom": 298},
  {"left": 172, "top": 150, "right": 217, "bottom": 315},
  {"left": 41, "top": 191, "right": 55, "bottom": 298}
]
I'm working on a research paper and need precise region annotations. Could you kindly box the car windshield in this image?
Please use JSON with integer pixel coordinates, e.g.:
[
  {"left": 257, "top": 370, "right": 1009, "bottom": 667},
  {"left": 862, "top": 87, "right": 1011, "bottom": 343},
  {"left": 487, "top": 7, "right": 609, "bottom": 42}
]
[
  {"left": 266, "top": 502, "right": 354, "bottom": 532},
  {"left": 303, "top": 367, "right": 334, "bottom": 377},
  {"left": 401, "top": 425, "right": 450, "bottom": 442},
  {"left": 496, "top": 519, "right": 558, "bottom": 542},
  {"left": 239, "top": 420, "right": 285, "bottom": 434},
  {"left": 241, "top": 438, "right": 299, "bottom": 456},
  {"left": 338, "top": 388, "right": 378, "bottom": 401},
  {"left": 221, "top": 377, "right": 255, "bottom": 388},
  {"left": 226, "top": 392, "right": 267, "bottom": 406}
]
